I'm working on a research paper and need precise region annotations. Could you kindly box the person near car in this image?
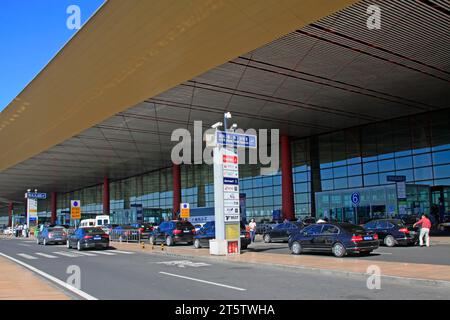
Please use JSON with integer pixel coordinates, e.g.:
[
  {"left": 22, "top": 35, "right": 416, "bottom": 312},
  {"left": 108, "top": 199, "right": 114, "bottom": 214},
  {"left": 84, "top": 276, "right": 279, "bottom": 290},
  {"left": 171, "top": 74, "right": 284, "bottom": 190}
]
[
  {"left": 249, "top": 219, "right": 257, "bottom": 243},
  {"left": 23, "top": 224, "right": 29, "bottom": 238},
  {"left": 413, "top": 214, "right": 432, "bottom": 247}
]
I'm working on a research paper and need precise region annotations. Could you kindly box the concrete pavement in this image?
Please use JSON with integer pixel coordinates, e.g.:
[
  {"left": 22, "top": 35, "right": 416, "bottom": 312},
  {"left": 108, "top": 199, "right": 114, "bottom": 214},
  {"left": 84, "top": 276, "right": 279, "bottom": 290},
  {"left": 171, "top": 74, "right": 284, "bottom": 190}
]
[
  {"left": 2, "top": 237, "right": 450, "bottom": 299},
  {"left": 0, "top": 255, "right": 69, "bottom": 300}
]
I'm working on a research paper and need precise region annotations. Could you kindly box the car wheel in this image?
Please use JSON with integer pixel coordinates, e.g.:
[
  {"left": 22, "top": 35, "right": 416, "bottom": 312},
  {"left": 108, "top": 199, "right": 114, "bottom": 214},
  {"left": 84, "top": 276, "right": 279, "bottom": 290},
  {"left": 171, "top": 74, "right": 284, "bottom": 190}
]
[
  {"left": 291, "top": 241, "right": 302, "bottom": 255},
  {"left": 149, "top": 236, "right": 155, "bottom": 245},
  {"left": 166, "top": 236, "right": 174, "bottom": 246},
  {"left": 194, "top": 239, "right": 201, "bottom": 249},
  {"left": 77, "top": 241, "right": 82, "bottom": 251},
  {"left": 43, "top": 238, "right": 47, "bottom": 246},
  {"left": 384, "top": 235, "right": 395, "bottom": 247},
  {"left": 263, "top": 234, "right": 271, "bottom": 243},
  {"left": 332, "top": 243, "right": 346, "bottom": 258},
  {"left": 66, "top": 240, "right": 71, "bottom": 249}
]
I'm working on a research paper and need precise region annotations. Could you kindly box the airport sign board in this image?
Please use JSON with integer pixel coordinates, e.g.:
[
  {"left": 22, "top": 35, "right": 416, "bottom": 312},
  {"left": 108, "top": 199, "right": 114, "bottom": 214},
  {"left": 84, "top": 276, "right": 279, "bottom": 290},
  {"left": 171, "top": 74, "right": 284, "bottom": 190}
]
[
  {"left": 71, "top": 200, "right": 81, "bottom": 220},
  {"left": 216, "top": 131, "right": 257, "bottom": 149},
  {"left": 26, "top": 192, "right": 47, "bottom": 199}
]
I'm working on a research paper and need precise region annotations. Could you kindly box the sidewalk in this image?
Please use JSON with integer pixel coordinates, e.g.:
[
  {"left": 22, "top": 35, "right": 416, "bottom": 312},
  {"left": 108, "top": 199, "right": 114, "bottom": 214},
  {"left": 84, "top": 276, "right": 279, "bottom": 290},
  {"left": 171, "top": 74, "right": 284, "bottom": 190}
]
[
  {"left": 112, "top": 241, "right": 450, "bottom": 286},
  {"left": 0, "top": 256, "right": 69, "bottom": 300}
]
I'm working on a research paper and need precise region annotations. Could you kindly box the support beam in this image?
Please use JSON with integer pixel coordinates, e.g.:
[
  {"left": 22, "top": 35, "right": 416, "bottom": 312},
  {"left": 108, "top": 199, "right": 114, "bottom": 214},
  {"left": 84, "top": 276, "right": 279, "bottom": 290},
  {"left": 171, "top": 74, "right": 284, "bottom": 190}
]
[
  {"left": 103, "top": 177, "right": 110, "bottom": 215},
  {"left": 172, "top": 164, "right": 181, "bottom": 220},
  {"left": 8, "top": 202, "right": 13, "bottom": 227},
  {"left": 281, "top": 135, "right": 295, "bottom": 221},
  {"left": 51, "top": 192, "right": 57, "bottom": 224}
]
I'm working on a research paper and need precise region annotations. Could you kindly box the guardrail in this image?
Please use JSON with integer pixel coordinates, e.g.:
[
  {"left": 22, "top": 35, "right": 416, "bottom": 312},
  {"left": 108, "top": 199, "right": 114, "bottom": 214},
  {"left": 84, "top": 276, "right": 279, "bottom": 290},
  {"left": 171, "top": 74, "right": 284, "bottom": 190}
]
[{"left": 109, "top": 228, "right": 142, "bottom": 243}]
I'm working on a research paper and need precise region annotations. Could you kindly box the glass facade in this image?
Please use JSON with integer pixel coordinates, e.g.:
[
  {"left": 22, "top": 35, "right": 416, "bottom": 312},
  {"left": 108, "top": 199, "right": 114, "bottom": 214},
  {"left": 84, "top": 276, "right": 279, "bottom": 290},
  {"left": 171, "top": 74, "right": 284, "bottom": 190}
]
[{"left": 5, "top": 109, "right": 449, "bottom": 225}]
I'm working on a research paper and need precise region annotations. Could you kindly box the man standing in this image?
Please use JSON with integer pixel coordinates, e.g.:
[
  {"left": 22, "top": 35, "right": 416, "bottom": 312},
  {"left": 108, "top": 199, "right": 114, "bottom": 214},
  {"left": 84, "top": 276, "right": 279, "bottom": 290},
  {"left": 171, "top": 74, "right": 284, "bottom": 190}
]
[
  {"left": 249, "top": 219, "right": 257, "bottom": 243},
  {"left": 414, "top": 214, "right": 432, "bottom": 247}
]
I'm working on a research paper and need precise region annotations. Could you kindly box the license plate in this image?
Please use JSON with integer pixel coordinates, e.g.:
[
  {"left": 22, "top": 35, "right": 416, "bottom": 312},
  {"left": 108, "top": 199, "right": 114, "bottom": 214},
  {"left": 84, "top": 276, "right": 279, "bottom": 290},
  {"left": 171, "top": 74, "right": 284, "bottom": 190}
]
[
  {"left": 183, "top": 230, "right": 190, "bottom": 233},
  {"left": 364, "top": 236, "right": 373, "bottom": 241},
  {"left": 94, "top": 236, "right": 101, "bottom": 240},
  {"left": 54, "top": 238, "right": 62, "bottom": 240}
]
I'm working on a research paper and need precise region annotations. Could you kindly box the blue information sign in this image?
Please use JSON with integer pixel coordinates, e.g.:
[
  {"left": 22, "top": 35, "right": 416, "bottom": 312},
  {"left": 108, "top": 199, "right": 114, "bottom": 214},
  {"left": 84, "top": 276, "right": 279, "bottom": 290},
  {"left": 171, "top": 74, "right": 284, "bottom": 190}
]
[
  {"left": 27, "top": 192, "right": 47, "bottom": 199},
  {"left": 216, "top": 131, "right": 257, "bottom": 148},
  {"left": 223, "top": 177, "right": 239, "bottom": 185},
  {"left": 351, "top": 192, "right": 360, "bottom": 205}
]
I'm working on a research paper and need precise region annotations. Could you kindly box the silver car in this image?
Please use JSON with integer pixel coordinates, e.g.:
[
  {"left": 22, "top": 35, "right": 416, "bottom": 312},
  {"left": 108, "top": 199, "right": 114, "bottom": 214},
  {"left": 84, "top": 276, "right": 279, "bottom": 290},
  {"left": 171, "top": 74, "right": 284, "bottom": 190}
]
[{"left": 36, "top": 227, "right": 67, "bottom": 245}]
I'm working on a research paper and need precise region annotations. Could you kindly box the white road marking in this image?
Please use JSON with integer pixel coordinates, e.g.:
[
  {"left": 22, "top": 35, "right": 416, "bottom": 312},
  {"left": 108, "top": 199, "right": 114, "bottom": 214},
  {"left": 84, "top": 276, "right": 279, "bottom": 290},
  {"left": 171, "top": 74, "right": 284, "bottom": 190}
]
[
  {"left": 72, "top": 251, "right": 98, "bottom": 257},
  {"left": 0, "top": 252, "right": 97, "bottom": 300},
  {"left": 159, "top": 272, "right": 246, "bottom": 291},
  {"left": 17, "top": 243, "right": 31, "bottom": 247},
  {"left": 17, "top": 253, "right": 37, "bottom": 260},
  {"left": 91, "top": 250, "right": 116, "bottom": 255},
  {"left": 53, "top": 251, "right": 80, "bottom": 257},
  {"left": 109, "top": 250, "right": 134, "bottom": 254},
  {"left": 35, "top": 252, "right": 58, "bottom": 259},
  {"left": 156, "top": 260, "right": 211, "bottom": 268}
]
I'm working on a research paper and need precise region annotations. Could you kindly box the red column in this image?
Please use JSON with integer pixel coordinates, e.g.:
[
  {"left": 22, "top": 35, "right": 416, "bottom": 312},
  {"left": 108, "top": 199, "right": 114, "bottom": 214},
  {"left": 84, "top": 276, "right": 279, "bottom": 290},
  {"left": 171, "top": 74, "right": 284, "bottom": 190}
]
[
  {"left": 103, "top": 177, "right": 110, "bottom": 215},
  {"left": 51, "top": 192, "right": 57, "bottom": 224},
  {"left": 281, "top": 135, "right": 295, "bottom": 221},
  {"left": 172, "top": 164, "right": 181, "bottom": 219},
  {"left": 8, "top": 202, "right": 13, "bottom": 227}
]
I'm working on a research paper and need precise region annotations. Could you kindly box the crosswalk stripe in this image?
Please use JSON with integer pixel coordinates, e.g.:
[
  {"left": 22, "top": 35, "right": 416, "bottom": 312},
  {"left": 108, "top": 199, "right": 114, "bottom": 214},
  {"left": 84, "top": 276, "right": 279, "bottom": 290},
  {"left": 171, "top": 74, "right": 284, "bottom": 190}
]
[
  {"left": 109, "top": 250, "right": 134, "bottom": 255},
  {"left": 73, "top": 251, "right": 97, "bottom": 256},
  {"left": 53, "top": 251, "right": 80, "bottom": 257},
  {"left": 35, "top": 252, "right": 58, "bottom": 259},
  {"left": 17, "top": 253, "right": 37, "bottom": 260},
  {"left": 91, "top": 250, "right": 116, "bottom": 255}
]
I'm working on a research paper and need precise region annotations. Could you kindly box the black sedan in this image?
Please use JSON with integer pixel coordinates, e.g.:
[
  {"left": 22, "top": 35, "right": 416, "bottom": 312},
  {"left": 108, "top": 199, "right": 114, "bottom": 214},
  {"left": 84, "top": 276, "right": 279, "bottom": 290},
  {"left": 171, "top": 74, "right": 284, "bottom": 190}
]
[
  {"left": 288, "top": 223, "right": 379, "bottom": 257},
  {"left": 263, "top": 222, "right": 303, "bottom": 243},
  {"left": 66, "top": 227, "right": 109, "bottom": 251},
  {"left": 363, "top": 219, "right": 418, "bottom": 247}
]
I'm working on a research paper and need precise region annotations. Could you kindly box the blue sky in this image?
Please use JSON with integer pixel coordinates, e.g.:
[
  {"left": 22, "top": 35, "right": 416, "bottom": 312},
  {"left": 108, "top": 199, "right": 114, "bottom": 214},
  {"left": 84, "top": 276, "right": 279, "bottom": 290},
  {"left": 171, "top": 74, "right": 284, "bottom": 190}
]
[{"left": 0, "top": 0, "right": 105, "bottom": 112}]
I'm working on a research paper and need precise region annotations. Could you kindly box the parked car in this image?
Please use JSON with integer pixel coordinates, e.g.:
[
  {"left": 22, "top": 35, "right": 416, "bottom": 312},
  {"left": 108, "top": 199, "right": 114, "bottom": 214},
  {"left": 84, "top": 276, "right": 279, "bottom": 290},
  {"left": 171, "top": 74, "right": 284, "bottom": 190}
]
[
  {"left": 149, "top": 220, "right": 195, "bottom": 246},
  {"left": 256, "top": 222, "right": 277, "bottom": 235},
  {"left": 263, "top": 221, "right": 304, "bottom": 243},
  {"left": 66, "top": 227, "right": 109, "bottom": 251},
  {"left": 193, "top": 221, "right": 251, "bottom": 249},
  {"left": 194, "top": 223, "right": 206, "bottom": 233},
  {"left": 438, "top": 214, "right": 450, "bottom": 232},
  {"left": 36, "top": 226, "right": 67, "bottom": 245},
  {"left": 363, "top": 219, "right": 418, "bottom": 247},
  {"left": 289, "top": 223, "right": 379, "bottom": 257},
  {"left": 130, "top": 223, "right": 154, "bottom": 239}
]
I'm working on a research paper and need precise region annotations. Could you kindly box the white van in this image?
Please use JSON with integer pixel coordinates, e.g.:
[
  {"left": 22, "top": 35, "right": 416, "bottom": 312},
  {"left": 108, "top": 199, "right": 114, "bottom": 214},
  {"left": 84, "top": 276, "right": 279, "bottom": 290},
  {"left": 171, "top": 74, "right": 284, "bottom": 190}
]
[{"left": 79, "top": 216, "right": 110, "bottom": 228}]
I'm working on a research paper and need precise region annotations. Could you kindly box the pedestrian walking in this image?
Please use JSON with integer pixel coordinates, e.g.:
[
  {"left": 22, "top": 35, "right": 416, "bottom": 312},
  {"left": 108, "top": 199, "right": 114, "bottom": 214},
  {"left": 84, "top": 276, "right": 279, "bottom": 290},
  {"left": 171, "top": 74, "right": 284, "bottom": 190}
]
[
  {"left": 414, "top": 214, "right": 432, "bottom": 247},
  {"left": 249, "top": 219, "right": 257, "bottom": 243}
]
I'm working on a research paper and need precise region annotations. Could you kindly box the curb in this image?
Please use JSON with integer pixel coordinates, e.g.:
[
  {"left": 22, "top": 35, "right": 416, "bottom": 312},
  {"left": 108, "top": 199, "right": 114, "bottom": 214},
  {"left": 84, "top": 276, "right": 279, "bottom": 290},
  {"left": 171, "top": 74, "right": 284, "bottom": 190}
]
[{"left": 133, "top": 247, "right": 450, "bottom": 289}]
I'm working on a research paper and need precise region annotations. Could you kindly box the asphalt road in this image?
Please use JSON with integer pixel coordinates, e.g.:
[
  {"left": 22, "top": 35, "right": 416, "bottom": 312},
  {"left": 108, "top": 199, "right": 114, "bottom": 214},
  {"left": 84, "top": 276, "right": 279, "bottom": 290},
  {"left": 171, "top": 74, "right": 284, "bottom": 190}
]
[
  {"left": 1, "top": 237, "right": 450, "bottom": 300},
  {"left": 246, "top": 241, "right": 450, "bottom": 265}
]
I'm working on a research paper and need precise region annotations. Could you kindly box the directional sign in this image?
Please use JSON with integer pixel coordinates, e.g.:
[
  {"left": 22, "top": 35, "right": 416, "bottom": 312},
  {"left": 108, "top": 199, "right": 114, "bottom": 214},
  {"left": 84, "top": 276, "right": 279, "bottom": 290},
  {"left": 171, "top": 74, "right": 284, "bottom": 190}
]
[
  {"left": 180, "top": 203, "right": 190, "bottom": 218},
  {"left": 351, "top": 192, "right": 360, "bottom": 205},
  {"left": 26, "top": 192, "right": 47, "bottom": 199},
  {"left": 387, "top": 175, "right": 406, "bottom": 182},
  {"left": 216, "top": 131, "right": 257, "bottom": 149},
  {"left": 223, "top": 177, "right": 239, "bottom": 185},
  {"left": 71, "top": 200, "right": 81, "bottom": 220}
]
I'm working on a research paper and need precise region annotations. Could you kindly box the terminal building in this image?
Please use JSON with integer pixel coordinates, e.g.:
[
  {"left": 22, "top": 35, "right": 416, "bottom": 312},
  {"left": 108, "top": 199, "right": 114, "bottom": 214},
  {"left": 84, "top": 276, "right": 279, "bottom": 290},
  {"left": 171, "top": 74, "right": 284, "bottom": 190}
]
[{"left": 0, "top": 0, "right": 449, "bottom": 226}]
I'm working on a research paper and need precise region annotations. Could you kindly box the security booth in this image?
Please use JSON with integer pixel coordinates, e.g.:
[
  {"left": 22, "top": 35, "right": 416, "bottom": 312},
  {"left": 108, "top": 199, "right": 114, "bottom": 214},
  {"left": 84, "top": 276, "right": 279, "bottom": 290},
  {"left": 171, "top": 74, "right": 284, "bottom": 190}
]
[{"left": 315, "top": 184, "right": 431, "bottom": 225}]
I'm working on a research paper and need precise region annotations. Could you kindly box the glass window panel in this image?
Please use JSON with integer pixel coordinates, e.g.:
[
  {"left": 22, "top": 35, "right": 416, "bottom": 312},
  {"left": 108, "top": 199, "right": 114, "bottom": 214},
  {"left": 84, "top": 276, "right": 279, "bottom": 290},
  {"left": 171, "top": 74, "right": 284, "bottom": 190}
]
[
  {"left": 263, "top": 187, "right": 273, "bottom": 197},
  {"left": 294, "top": 183, "right": 308, "bottom": 193},
  {"left": 414, "top": 167, "right": 433, "bottom": 181},
  {"left": 433, "top": 150, "right": 450, "bottom": 165},
  {"left": 414, "top": 154, "right": 432, "bottom": 167},
  {"left": 348, "top": 164, "right": 362, "bottom": 176},
  {"left": 294, "top": 172, "right": 309, "bottom": 183},
  {"left": 321, "top": 180, "right": 333, "bottom": 191},
  {"left": 395, "top": 157, "right": 413, "bottom": 170},
  {"left": 434, "top": 165, "right": 450, "bottom": 179},
  {"left": 363, "top": 162, "right": 378, "bottom": 174},
  {"left": 378, "top": 159, "right": 395, "bottom": 172},
  {"left": 320, "top": 169, "right": 333, "bottom": 180},
  {"left": 379, "top": 171, "right": 395, "bottom": 185},
  {"left": 364, "top": 174, "right": 379, "bottom": 186},
  {"left": 333, "top": 166, "right": 347, "bottom": 178},
  {"left": 334, "top": 178, "right": 348, "bottom": 189},
  {"left": 348, "top": 176, "right": 363, "bottom": 188},
  {"left": 396, "top": 169, "right": 414, "bottom": 182}
]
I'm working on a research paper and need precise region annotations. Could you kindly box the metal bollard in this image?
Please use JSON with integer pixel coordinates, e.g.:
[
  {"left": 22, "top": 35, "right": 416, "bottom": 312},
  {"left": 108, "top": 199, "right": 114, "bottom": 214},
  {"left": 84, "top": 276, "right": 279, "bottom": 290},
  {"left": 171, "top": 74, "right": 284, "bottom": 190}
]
[
  {"left": 161, "top": 243, "right": 164, "bottom": 251},
  {"left": 141, "top": 241, "right": 145, "bottom": 249}
]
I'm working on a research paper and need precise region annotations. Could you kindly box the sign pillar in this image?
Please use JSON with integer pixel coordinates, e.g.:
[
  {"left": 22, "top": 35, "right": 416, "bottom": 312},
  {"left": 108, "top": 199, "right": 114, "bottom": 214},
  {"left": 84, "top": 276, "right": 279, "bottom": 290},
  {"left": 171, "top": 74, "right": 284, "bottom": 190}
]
[{"left": 71, "top": 200, "right": 81, "bottom": 227}]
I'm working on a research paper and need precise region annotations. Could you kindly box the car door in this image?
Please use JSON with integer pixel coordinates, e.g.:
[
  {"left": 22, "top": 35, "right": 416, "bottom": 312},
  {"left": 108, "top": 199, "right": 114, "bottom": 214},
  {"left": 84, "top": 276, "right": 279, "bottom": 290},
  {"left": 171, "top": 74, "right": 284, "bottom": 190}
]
[
  {"left": 321, "top": 225, "right": 340, "bottom": 251},
  {"left": 271, "top": 224, "right": 286, "bottom": 241},
  {"left": 300, "top": 225, "right": 323, "bottom": 250},
  {"left": 282, "top": 223, "right": 296, "bottom": 241},
  {"left": 375, "top": 220, "right": 389, "bottom": 239}
]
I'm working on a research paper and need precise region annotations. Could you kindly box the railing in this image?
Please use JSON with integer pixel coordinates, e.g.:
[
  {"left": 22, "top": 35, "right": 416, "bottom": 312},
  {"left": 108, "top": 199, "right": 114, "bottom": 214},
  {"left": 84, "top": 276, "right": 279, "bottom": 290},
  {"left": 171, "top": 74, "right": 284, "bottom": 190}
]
[{"left": 109, "top": 228, "right": 142, "bottom": 243}]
